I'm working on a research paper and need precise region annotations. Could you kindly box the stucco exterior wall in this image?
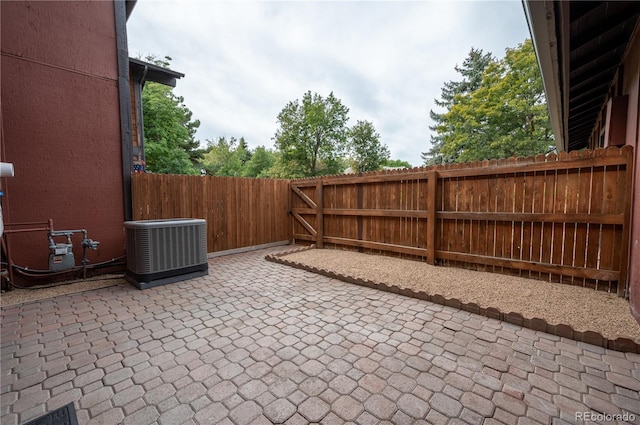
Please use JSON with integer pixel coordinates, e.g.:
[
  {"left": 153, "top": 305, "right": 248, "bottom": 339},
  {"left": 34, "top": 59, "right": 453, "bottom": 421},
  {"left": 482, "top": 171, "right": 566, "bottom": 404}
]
[{"left": 1, "top": 1, "right": 126, "bottom": 270}]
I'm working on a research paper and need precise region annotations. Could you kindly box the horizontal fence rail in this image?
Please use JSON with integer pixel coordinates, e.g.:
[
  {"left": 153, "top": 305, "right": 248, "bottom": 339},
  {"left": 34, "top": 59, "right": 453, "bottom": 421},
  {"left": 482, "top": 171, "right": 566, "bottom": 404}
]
[
  {"left": 291, "top": 146, "right": 634, "bottom": 295},
  {"left": 131, "top": 174, "right": 291, "bottom": 253}
]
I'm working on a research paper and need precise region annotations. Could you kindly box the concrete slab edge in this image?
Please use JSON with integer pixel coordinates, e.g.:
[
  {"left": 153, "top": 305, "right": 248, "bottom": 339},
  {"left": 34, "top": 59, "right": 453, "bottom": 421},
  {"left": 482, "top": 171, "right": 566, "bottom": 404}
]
[{"left": 208, "top": 240, "right": 290, "bottom": 258}]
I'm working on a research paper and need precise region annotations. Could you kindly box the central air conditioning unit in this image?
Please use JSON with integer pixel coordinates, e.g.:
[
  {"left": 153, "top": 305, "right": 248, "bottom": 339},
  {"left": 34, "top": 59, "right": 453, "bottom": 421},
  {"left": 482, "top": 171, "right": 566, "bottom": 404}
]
[{"left": 124, "top": 219, "right": 208, "bottom": 289}]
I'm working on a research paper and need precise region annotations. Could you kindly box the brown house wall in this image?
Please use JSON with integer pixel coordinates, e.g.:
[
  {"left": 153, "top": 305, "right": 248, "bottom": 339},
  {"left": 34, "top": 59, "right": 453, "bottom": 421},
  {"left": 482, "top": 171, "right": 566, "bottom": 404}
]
[
  {"left": 621, "top": 32, "right": 640, "bottom": 322},
  {"left": 581, "top": 29, "right": 640, "bottom": 324},
  {"left": 1, "top": 1, "right": 126, "bottom": 270}
]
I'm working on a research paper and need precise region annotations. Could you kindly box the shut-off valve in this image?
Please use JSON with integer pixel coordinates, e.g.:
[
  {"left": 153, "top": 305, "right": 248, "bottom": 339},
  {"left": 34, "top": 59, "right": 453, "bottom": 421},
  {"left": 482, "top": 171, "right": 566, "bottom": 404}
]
[{"left": 48, "top": 228, "right": 100, "bottom": 271}]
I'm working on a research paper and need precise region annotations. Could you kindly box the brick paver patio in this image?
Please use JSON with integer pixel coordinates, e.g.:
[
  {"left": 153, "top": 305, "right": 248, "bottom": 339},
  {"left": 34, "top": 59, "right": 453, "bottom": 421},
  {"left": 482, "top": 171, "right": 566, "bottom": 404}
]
[{"left": 1, "top": 246, "right": 639, "bottom": 425}]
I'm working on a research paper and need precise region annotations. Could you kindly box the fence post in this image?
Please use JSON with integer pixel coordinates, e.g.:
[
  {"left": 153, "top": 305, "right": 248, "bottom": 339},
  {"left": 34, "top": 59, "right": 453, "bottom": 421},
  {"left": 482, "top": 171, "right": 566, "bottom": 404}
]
[
  {"left": 288, "top": 181, "right": 294, "bottom": 245},
  {"left": 316, "top": 180, "right": 324, "bottom": 248},
  {"left": 427, "top": 170, "right": 437, "bottom": 265},
  {"left": 357, "top": 182, "right": 363, "bottom": 252},
  {"left": 131, "top": 173, "right": 139, "bottom": 220},
  {"left": 618, "top": 146, "right": 634, "bottom": 297}
]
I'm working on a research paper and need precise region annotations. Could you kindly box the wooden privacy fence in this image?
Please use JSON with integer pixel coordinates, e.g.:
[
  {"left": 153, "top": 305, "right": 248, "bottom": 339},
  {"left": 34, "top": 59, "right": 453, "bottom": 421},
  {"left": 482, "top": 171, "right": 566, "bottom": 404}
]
[
  {"left": 131, "top": 173, "right": 291, "bottom": 253},
  {"left": 291, "top": 146, "right": 634, "bottom": 296}
]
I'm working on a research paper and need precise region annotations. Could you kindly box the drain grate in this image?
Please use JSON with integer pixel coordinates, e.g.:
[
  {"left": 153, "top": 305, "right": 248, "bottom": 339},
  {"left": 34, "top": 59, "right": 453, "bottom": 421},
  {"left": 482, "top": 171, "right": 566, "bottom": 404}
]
[{"left": 24, "top": 403, "right": 78, "bottom": 425}]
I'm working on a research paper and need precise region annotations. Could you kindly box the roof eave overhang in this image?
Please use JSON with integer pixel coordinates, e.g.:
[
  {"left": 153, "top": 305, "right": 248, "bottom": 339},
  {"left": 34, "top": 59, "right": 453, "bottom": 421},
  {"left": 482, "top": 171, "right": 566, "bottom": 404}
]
[
  {"left": 125, "top": 0, "right": 137, "bottom": 21},
  {"left": 129, "top": 57, "right": 185, "bottom": 87},
  {"left": 523, "top": 0, "right": 569, "bottom": 152}
]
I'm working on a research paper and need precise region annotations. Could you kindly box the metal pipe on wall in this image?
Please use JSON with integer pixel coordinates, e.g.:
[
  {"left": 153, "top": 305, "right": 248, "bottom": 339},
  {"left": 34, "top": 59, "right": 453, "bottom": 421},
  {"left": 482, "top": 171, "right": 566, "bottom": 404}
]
[{"left": 2, "top": 219, "right": 54, "bottom": 285}]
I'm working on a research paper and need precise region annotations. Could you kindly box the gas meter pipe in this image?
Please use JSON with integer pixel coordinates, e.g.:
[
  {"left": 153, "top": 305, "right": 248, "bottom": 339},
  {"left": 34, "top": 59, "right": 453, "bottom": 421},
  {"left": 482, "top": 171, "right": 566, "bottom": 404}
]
[
  {"left": 2, "top": 220, "right": 53, "bottom": 284},
  {"left": 1, "top": 219, "right": 104, "bottom": 285}
]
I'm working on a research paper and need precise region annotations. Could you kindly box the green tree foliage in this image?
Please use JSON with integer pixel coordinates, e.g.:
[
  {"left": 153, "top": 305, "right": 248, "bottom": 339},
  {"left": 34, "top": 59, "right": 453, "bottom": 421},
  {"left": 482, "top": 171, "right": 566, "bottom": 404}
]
[
  {"left": 273, "top": 91, "right": 349, "bottom": 178},
  {"left": 347, "top": 120, "right": 390, "bottom": 173},
  {"left": 199, "top": 137, "right": 280, "bottom": 178},
  {"left": 237, "top": 138, "right": 252, "bottom": 165},
  {"left": 141, "top": 56, "right": 202, "bottom": 174},
  {"left": 425, "top": 40, "right": 553, "bottom": 164},
  {"left": 383, "top": 159, "right": 412, "bottom": 169},
  {"left": 263, "top": 152, "right": 301, "bottom": 179},
  {"left": 423, "top": 48, "right": 493, "bottom": 165},
  {"left": 201, "top": 136, "right": 251, "bottom": 176},
  {"left": 242, "top": 146, "right": 275, "bottom": 178}
]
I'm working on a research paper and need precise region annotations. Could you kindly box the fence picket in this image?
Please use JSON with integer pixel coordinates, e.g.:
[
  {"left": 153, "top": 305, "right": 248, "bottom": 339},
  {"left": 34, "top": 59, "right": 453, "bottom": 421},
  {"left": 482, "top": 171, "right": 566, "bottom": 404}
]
[
  {"left": 287, "top": 147, "right": 632, "bottom": 294},
  {"left": 131, "top": 174, "right": 291, "bottom": 254},
  {"left": 132, "top": 146, "right": 632, "bottom": 295}
]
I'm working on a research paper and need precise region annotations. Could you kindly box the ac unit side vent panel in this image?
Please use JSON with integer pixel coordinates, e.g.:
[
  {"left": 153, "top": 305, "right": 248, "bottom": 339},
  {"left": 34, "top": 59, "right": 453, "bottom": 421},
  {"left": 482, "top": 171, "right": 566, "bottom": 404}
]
[{"left": 124, "top": 219, "right": 208, "bottom": 289}]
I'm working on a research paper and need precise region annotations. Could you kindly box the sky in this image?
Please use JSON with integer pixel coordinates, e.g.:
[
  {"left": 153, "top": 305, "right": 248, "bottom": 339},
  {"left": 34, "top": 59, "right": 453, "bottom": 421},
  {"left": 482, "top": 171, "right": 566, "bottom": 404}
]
[{"left": 127, "top": 1, "right": 532, "bottom": 167}]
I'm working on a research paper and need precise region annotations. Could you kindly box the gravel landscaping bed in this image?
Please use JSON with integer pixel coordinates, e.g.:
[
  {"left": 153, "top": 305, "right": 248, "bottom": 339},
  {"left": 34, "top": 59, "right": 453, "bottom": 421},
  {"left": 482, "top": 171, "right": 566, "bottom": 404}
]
[{"left": 280, "top": 248, "right": 640, "bottom": 342}]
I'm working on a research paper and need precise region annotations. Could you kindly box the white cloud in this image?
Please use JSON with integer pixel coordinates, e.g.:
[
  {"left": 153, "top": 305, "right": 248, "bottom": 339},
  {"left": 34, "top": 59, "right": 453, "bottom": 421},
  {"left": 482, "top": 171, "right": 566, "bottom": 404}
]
[{"left": 127, "top": 0, "right": 530, "bottom": 166}]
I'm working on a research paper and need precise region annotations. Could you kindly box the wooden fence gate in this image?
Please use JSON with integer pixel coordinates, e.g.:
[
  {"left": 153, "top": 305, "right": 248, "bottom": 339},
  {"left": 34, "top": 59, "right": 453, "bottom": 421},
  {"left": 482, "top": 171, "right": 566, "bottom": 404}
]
[{"left": 291, "top": 146, "right": 634, "bottom": 296}]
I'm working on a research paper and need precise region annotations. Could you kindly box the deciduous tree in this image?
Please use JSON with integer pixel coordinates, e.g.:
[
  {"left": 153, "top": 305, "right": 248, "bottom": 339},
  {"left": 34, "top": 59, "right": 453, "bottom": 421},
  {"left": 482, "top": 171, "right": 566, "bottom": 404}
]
[
  {"left": 383, "top": 159, "right": 412, "bottom": 169},
  {"left": 273, "top": 91, "right": 349, "bottom": 178},
  {"left": 425, "top": 40, "right": 553, "bottom": 164},
  {"left": 141, "top": 55, "right": 202, "bottom": 174},
  {"left": 243, "top": 146, "right": 275, "bottom": 178},
  {"left": 347, "top": 121, "right": 390, "bottom": 173},
  {"left": 201, "top": 136, "right": 250, "bottom": 176}
]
